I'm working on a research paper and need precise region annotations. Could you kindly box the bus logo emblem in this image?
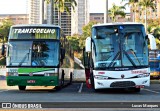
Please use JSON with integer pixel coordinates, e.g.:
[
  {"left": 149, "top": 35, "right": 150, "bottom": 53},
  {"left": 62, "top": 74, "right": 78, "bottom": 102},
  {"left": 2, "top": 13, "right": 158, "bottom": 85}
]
[
  {"left": 121, "top": 74, "right": 125, "bottom": 79},
  {"left": 29, "top": 73, "right": 33, "bottom": 76}
]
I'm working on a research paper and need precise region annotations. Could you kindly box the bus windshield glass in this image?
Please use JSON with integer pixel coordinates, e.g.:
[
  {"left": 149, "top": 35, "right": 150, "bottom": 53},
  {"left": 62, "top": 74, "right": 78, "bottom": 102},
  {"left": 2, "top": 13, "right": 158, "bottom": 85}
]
[
  {"left": 92, "top": 25, "right": 148, "bottom": 68},
  {"left": 7, "top": 41, "right": 59, "bottom": 67},
  {"left": 9, "top": 27, "right": 59, "bottom": 39}
]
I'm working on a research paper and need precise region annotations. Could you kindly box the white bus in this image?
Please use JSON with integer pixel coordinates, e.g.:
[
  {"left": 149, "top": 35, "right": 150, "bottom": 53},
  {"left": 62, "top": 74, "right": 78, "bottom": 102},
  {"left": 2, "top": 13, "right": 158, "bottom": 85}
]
[{"left": 83, "top": 23, "right": 156, "bottom": 92}]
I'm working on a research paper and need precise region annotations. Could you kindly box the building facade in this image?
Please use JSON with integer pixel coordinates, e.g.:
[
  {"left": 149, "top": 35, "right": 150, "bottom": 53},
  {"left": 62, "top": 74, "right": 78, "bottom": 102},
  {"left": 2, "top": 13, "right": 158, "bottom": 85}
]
[
  {"left": 28, "top": 0, "right": 89, "bottom": 36},
  {"left": 28, "top": 0, "right": 45, "bottom": 24},
  {"left": 90, "top": 13, "right": 131, "bottom": 23},
  {"left": 47, "top": 0, "right": 89, "bottom": 36},
  {"left": 0, "top": 14, "right": 29, "bottom": 25},
  {"left": 132, "top": 0, "right": 160, "bottom": 22},
  {"left": 75, "top": 0, "right": 89, "bottom": 34}
]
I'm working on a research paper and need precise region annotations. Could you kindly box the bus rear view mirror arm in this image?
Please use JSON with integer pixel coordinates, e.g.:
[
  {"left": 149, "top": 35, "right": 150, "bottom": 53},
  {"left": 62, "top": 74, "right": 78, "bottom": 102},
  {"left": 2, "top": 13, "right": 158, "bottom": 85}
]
[{"left": 147, "top": 34, "right": 157, "bottom": 50}]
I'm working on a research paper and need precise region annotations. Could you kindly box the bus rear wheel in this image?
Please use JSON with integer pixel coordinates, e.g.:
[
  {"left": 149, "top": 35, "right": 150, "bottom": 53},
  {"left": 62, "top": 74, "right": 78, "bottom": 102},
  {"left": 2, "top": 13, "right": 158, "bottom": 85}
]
[
  {"left": 69, "top": 72, "right": 73, "bottom": 84},
  {"left": 18, "top": 86, "right": 26, "bottom": 90}
]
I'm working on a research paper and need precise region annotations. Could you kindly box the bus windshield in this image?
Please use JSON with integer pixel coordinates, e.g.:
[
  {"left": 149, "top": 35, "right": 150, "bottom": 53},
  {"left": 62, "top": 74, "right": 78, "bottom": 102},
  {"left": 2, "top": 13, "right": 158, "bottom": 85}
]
[
  {"left": 92, "top": 25, "right": 148, "bottom": 68},
  {"left": 7, "top": 41, "right": 59, "bottom": 67},
  {"left": 9, "top": 27, "right": 59, "bottom": 39}
]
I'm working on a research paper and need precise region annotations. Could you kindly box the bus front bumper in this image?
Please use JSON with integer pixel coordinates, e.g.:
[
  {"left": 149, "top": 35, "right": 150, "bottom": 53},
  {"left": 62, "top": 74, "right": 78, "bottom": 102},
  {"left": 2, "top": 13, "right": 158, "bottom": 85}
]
[
  {"left": 94, "top": 77, "right": 150, "bottom": 89},
  {"left": 6, "top": 76, "right": 59, "bottom": 86}
]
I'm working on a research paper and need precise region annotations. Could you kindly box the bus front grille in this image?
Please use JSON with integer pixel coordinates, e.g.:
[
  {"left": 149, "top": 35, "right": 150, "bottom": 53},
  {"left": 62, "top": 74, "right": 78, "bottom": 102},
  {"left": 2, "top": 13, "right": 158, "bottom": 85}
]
[
  {"left": 19, "top": 74, "right": 44, "bottom": 76},
  {"left": 110, "top": 81, "right": 136, "bottom": 88}
]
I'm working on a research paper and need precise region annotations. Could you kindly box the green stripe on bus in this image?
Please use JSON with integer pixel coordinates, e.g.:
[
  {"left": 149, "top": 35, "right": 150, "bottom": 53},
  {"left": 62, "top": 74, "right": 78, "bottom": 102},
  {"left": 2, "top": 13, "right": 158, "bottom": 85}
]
[{"left": 18, "top": 68, "right": 55, "bottom": 73}]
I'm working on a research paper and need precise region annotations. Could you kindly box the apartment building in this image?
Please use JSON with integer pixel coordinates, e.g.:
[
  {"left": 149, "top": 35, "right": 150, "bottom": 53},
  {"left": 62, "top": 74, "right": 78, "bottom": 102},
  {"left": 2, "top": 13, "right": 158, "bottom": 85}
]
[
  {"left": 0, "top": 14, "right": 29, "bottom": 25},
  {"left": 90, "top": 13, "right": 131, "bottom": 23},
  {"left": 28, "top": 0, "right": 89, "bottom": 36}
]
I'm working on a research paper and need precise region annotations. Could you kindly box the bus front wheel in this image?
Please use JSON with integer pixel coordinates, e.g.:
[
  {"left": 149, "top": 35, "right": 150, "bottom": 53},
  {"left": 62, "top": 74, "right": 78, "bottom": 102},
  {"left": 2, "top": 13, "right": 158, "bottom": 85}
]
[
  {"left": 134, "top": 88, "right": 140, "bottom": 92},
  {"left": 18, "top": 86, "right": 26, "bottom": 90}
]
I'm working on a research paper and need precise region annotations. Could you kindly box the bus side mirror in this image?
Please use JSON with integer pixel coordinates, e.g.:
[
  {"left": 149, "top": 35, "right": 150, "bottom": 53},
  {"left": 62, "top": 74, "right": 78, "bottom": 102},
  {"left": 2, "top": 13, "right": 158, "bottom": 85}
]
[
  {"left": 1, "top": 44, "right": 5, "bottom": 56},
  {"left": 147, "top": 34, "right": 157, "bottom": 50},
  {"left": 85, "top": 37, "right": 91, "bottom": 53}
]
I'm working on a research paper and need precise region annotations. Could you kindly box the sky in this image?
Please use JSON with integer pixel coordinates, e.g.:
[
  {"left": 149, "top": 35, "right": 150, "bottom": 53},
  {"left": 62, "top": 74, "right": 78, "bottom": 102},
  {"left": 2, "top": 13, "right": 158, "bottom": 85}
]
[{"left": 0, "top": 0, "right": 129, "bottom": 14}]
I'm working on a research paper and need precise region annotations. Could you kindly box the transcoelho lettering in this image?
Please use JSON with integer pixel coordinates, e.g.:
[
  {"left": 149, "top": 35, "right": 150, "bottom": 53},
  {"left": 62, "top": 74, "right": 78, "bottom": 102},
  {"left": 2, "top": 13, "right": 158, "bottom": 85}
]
[{"left": 14, "top": 28, "right": 55, "bottom": 34}]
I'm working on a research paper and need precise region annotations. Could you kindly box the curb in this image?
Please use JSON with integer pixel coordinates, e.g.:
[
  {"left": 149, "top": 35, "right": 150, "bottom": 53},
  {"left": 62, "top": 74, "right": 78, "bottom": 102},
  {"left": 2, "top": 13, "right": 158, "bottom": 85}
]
[{"left": 150, "top": 80, "right": 160, "bottom": 84}]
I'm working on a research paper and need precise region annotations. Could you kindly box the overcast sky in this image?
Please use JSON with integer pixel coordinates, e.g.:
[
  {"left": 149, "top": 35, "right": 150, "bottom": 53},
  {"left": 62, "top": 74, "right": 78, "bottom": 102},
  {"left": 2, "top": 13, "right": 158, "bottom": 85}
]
[{"left": 0, "top": 0, "right": 129, "bottom": 14}]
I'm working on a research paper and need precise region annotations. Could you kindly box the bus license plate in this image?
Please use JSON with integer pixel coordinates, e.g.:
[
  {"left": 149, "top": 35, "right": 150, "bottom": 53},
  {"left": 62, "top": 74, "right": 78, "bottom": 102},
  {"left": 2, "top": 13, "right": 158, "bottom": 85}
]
[{"left": 27, "top": 80, "right": 35, "bottom": 83}]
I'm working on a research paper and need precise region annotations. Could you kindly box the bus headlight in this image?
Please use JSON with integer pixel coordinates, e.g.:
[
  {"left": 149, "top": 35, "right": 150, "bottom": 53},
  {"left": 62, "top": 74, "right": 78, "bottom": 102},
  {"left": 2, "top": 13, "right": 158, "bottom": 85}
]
[
  {"left": 44, "top": 73, "right": 57, "bottom": 76},
  {"left": 138, "top": 73, "right": 150, "bottom": 78},
  {"left": 8, "top": 72, "right": 18, "bottom": 76},
  {"left": 94, "top": 75, "right": 108, "bottom": 80},
  {"left": 44, "top": 73, "right": 50, "bottom": 76}
]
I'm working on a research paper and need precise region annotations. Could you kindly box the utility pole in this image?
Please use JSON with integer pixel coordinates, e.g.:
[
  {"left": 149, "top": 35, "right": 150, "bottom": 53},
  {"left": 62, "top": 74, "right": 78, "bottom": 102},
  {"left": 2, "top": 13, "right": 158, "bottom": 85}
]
[{"left": 104, "top": 0, "right": 108, "bottom": 23}]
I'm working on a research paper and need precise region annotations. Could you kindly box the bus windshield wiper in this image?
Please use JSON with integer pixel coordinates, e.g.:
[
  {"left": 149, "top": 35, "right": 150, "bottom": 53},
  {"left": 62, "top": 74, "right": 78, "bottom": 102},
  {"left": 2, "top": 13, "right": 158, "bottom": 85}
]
[
  {"left": 123, "top": 50, "right": 137, "bottom": 67},
  {"left": 18, "top": 53, "right": 28, "bottom": 66},
  {"left": 108, "top": 51, "right": 120, "bottom": 67},
  {"left": 18, "top": 49, "right": 31, "bottom": 66}
]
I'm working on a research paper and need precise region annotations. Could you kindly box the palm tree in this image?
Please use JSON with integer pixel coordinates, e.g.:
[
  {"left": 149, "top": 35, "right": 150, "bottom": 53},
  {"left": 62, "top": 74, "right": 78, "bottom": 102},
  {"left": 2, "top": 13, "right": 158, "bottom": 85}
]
[
  {"left": 139, "top": 0, "right": 156, "bottom": 32},
  {"left": 45, "top": 0, "right": 77, "bottom": 25},
  {"left": 121, "top": 0, "right": 139, "bottom": 22},
  {"left": 108, "top": 3, "right": 126, "bottom": 22}
]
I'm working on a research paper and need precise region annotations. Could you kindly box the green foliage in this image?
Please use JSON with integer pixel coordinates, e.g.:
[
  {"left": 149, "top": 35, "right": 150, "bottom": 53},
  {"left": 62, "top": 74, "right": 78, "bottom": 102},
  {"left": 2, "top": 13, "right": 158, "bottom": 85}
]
[
  {"left": 67, "top": 34, "right": 81, "bottom": 52},
  {"left": 0, "top": 19, "right": 13, "bottom": 43},
  {"left": 148, "top": 19, "right": 160, "bottom": 28},
  {"left": 45, "top": 0, "right": 77, "bottom": 13},
  {"left": 79, "top": 21, "right": 98, "bottom": 50},
  {"left": 67, "top": 21, "right": 98, "bottom": 59},
  {"left": 108, "top": 3, "right": 126, "bottom": 22},
  {"left": 82, "top": 21, "right": 97, "bottom": 37},
  {"left": 0, "top": 57, "right": 6, "bottom": 65}
]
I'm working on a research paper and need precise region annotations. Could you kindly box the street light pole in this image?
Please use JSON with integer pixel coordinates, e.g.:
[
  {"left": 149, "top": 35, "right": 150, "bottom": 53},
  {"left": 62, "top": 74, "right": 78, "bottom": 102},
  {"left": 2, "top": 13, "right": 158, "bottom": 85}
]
[{"left": 104, "top": 0, "right": 108, "bottom": 23}]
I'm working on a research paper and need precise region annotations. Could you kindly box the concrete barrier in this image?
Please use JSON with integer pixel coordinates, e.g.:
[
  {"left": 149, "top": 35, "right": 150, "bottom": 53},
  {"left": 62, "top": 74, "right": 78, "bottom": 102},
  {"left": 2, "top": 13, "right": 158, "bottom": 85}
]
[
  {"left": 73, "top": 69, "right": 85, "bottom": 81},
  {"left": 0, "top": 68, "right": 6, "bottom": 76}
]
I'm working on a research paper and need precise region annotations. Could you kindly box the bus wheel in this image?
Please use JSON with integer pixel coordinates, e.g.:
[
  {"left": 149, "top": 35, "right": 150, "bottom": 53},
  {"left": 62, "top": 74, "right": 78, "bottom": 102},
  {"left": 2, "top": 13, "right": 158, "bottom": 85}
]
[
  {"left": 90, "top": 73, "right": 95, "bottom": 88},
  {"left": 134, "top": 88, "right": 140, "bottom": 92},
  {"left": 18, "top": 86, "right": 26, "bottom": 90},
  {"left": 61, "top": 70, "right": 65, "bottom": 86},
  {"left": 54, "top": 86, "right": 61, "bottom": 90},
  {"left": 69, "top": 72, "right": 73, "bottom": 84}
]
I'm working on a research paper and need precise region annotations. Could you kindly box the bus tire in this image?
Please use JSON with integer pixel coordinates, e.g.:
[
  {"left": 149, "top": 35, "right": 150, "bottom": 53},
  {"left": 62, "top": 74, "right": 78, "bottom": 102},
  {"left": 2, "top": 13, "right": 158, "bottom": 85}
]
[
  {"left": 90, "top": 73, "right": 95, "bottom": 88},
  {"left": 134, "top": 88, "right": 140, "bottom": 92},
  {"left": 18, "top": 86, "right": 26, "bottom": 90},
  {"left": 54, "top": 86, "right": 61, "bottom": 90},
  {"left": 69, "top": 72, "right": 73, "bottom": 84},
  {"left": 61, "top": 70, "right": 65, "bottom": 86}
]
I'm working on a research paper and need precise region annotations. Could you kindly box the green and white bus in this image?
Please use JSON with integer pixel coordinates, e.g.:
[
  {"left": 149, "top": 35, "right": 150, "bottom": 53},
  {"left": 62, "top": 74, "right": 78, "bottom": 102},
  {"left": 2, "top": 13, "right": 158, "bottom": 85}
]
[{"left": 4, "top": 24, "right": 74, "bottom": 90}]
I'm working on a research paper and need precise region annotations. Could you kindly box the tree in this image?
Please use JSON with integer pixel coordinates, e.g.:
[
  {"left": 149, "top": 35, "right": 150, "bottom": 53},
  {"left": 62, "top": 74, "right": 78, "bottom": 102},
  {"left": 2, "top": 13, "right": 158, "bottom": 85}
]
[
  {"left": 0, "top": 19, "right": 13, "bottom": 43},
  {"left": 108, "top": 3, "right": 126, "bottom": 22},
  {"left": 67, "top": 34, "right": 81, "bottom": 52},
  {"left": 66, "top": 21, "right": 98, "bottom": 59},
  {"left": 139, "top": 0, "right": 156, "bottom": 32},
  {"left": 80, "top": 21, "right": 98, "bottom": 49},
  {"left": 122, "top": 0, "right": 139, "bottom": 22},
  {"left": 46, "top": 0, "right": 77, "bottom": 25}
]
